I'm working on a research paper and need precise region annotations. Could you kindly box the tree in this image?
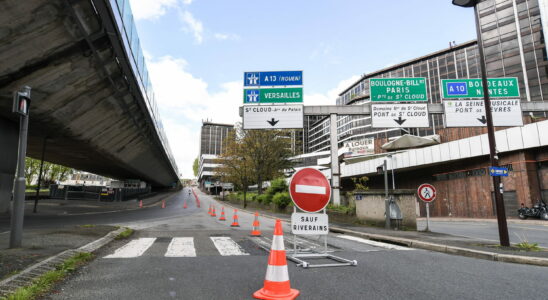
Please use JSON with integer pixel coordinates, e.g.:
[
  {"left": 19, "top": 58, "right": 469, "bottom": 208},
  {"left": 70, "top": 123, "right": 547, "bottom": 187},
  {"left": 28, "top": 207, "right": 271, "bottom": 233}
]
[
  {"left": 241, "top": 129, "right": 292, "bottom": 194},
  {"left": 215, "top": 131, "right": 254, "bottom": 208},
  {"left": 192, "top": 157, "right": 199, "bottom": 177},
  {"left": 24, "top": 157, "right": 40, "bottom": 185}
]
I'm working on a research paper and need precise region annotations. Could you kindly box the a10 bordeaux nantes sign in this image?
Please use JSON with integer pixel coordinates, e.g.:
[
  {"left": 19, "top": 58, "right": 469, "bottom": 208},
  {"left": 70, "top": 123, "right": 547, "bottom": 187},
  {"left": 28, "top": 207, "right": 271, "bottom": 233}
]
[
  {"left": 370, "top": 78, "right": 428, "bottom": 102},
  {"left": 441, "top": 78, "right": 519, "bottom": 99}
]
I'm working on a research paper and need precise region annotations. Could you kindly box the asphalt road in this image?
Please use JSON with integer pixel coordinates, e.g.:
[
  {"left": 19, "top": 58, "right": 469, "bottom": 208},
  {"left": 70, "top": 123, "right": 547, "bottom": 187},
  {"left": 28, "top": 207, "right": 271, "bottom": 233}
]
[
  {"left": 418, "top": 219, "right": 548, "bottom": 248},
  {"left": 25, "top": 188, "right": 545, "bottom": 300}
]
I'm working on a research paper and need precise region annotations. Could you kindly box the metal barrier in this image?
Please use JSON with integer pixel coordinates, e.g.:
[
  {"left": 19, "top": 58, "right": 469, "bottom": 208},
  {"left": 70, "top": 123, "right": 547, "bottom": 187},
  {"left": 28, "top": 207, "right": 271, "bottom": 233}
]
[{"left": 49, "top": 184, "right": 151, "bottom": 201}]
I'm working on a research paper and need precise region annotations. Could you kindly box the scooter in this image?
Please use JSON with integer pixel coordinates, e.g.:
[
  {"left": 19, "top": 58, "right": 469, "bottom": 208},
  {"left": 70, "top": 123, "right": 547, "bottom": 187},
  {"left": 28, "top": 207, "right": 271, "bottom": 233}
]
[{"left": 517, "top": 201, "right": 548, "bottom": 220}]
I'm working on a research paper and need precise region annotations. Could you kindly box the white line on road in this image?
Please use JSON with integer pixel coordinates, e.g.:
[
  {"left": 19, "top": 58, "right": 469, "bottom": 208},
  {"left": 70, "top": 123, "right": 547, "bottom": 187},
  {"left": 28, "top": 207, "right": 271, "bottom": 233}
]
[
  {"left": 336, "top": 235, "right": 413, "bottom": 251},
  {"left": 165, "top": 237, "right": 196, "bottom": 257},
  {"left": 295, "top": 184, "right": 325, "bottom": 194},
  {"left": 104, "top": 238, "right": 156, "bottom": 258},
  {"left": 0, "top": 231, "right": 9, "bottom": 235},
  {"left": 210, "top": 237, "right": 249, "bottom": 256}
]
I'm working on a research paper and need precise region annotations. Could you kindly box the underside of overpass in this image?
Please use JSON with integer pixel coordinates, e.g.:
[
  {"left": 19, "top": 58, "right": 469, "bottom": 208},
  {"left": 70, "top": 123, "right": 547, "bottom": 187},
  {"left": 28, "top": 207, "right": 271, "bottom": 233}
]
[{"left": 0, "top": 0, "right": 179, "bottom": 212}]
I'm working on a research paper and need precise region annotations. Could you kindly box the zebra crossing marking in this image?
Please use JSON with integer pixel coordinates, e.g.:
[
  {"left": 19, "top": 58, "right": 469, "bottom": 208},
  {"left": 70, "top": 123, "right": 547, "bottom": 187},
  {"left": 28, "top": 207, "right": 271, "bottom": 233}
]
[
  {"left": 210, "top": 236, "right": 249, "bottom": 256},
  {"left": 165, "top": 237, "right": 196, "bottom": 257},
  {"left": 104, "top": 237, "right": 156, "bottom": 258}
]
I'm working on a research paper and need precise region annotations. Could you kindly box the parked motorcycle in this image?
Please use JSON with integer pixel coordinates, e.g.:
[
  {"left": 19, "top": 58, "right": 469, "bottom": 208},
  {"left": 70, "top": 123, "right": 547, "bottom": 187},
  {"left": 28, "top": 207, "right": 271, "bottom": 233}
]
[{"left": 517, "top": 201, "right": 548, "bottom": 220}]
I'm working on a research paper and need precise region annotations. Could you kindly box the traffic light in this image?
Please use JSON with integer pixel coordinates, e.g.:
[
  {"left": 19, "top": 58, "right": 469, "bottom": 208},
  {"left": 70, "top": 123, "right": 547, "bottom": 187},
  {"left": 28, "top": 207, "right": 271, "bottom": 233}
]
[{"left": 12, "top": 87, "right": 31, "bottom": 116}]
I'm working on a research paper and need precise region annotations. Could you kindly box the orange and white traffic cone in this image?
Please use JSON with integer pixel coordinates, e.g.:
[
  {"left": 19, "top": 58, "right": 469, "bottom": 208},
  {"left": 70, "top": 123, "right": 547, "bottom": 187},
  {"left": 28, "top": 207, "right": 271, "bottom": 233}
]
[
  {"left": 183, "top": 200, "right": 187, "bottom": 209},
  {"left": 251, "top": 212, "right": 261, "bottom": 236},
  {"left": 161, "top": 199, "right": 166, "bottom": 209},
  {"left": 253, "top": 219, "right": 299, "bottom": 300},
  {"left": 219, "top": 207, "right": 226, "bottom": 221},
  {"left": 139, "top": 200, "right": 143, "bottom": 208},
  {"left": 230, "top": 209, "right": 240, "bottom": 227},
  {"left": 208, "top": 204, "right": 212, "bottom": 215},
  {"left": 211, "top": 206, "right": 217, "bottom": 217}
]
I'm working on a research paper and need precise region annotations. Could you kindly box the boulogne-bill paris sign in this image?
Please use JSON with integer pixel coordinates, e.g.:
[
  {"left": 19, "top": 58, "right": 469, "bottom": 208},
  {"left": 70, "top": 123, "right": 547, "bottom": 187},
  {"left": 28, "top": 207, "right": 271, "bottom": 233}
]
[
  {"left": 441, "top": 78, "right": 519, "bottom": 99},
  {"left": 369, "top": 78, "right": 428, "bottom": 102}
]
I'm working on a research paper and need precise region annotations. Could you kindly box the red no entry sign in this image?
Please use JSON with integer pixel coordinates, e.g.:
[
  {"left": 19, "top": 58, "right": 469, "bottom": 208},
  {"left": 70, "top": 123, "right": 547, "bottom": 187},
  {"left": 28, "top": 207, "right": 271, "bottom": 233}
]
[
  {"left": 417, "top": 183, "right": 436, "bottom": 202},
  {"left": 289, "top": 168, "right": 331, "bottom": 212}
]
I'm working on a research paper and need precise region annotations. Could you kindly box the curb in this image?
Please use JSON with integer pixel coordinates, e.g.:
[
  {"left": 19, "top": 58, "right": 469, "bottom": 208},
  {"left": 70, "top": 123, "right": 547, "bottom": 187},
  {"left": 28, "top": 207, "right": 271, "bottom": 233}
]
[
  {"left": 417, "top": 217, "right": 548, "bottom": 226},
  {"left": 330, "top": 227, "right": 548, "bottom": 267},
  {"left": 0, "top": 227, "right": 126, "bottom": 297},
  {"left": 203, "top": 193, "right": 548, "bottom": 268}
]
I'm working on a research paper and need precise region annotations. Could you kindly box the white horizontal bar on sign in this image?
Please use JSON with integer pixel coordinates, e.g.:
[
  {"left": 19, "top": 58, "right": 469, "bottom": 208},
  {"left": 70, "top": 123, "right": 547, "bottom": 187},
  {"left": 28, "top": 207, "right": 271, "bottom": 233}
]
[{"left": 295, "top": 184, "right": 326, "bottom": 195}]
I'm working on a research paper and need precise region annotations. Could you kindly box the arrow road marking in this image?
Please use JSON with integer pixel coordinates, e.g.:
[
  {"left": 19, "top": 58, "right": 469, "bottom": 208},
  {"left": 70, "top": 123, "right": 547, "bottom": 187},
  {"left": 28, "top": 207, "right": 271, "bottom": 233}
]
[
  {"left": 296, "top": 184, "right": 326, "bottom": 195},
  {"left": 394, "top": 116, "right": 406, "bottom": 125},
  {"left": 267, "top": 118, "right": 279, "bottom": 126}
]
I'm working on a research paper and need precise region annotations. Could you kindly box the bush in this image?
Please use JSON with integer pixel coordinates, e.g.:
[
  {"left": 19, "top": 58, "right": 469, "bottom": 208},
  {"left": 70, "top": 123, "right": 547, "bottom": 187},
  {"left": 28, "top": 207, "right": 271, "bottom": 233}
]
[
  {"left": 267, "top": 178, "right": 288, "bottom": 196},
  {"left": 257, "top": 194, "right": 272, "bottom": 205},
  {"left": 272, "top": 192, "right": 291, "bottom": 209}
]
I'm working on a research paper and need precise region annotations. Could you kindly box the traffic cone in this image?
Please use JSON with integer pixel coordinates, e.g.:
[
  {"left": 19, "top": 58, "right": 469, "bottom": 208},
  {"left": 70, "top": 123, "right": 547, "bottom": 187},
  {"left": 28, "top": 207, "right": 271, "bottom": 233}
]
[
  {"left": 208, "top": 204, "right": 212, "bottom": 215},
  {"left": 219, "top": 207, "right": 226, "bottom": 221},
  {"left": 183, "top": 200, "right": 187, "bottom": 209},
  {"left": 162, "top": 199, "right": 166, "bottom": 209},
  {"left": 211, "top": 206, "right": 217, "bottom": 217},
  {"left": 251, "top": 212, "right": 261, "bottom": 236},
  {"left": 253, "top": 219, "right": 299, "bottom": 300},
  {"left": 139, "top": 200, "right": 143, "bottom": 208},
  {"left": 230, "top": 209, "right": 240, "bottom": 227}
]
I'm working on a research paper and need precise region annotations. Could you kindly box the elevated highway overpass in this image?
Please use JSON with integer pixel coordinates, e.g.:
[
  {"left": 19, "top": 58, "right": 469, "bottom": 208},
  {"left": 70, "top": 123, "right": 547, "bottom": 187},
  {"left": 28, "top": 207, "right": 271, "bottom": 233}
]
[{"left": 0, "top": 0, "right": 179, "bottom": 213}]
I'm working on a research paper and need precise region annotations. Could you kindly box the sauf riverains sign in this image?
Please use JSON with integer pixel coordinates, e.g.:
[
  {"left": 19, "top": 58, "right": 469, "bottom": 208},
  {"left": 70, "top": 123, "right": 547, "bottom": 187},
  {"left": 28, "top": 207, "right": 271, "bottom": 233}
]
[{"left": 342, "top": 138, "right": 374, "bottom": 158}]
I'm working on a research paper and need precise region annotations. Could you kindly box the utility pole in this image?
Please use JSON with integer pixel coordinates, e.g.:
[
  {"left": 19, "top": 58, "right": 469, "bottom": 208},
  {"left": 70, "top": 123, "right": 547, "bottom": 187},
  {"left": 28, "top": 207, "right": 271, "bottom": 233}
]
[
  {"left": 383, "top": 160, "right": 391, "bottom": 229},
  {"left": 10, "top": 86, "right": 31, "bottom": 248}
]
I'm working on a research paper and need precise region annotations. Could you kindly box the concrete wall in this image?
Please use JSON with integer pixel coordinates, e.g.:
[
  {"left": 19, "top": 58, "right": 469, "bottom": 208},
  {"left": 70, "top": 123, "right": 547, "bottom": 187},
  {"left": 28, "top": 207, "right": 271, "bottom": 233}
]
[
  {"left": 0, "top": 118, "right": 18, "bottom": 214},
  {"left": 354, "top": 190, "right": 417, "bottom": 230}
]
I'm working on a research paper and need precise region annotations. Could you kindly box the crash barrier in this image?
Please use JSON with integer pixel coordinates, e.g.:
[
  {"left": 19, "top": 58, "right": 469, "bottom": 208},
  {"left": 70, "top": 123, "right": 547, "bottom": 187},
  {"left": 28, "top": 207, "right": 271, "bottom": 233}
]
[{"left": 49, "top": 184, "right": 151, "bottom": 202}]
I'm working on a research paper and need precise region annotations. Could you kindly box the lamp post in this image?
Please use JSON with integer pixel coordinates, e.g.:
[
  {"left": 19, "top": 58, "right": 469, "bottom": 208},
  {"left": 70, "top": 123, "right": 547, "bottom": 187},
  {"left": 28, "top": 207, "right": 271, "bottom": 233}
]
[{"left": 452, "top": 0, "right": 510, "bottom": 247}]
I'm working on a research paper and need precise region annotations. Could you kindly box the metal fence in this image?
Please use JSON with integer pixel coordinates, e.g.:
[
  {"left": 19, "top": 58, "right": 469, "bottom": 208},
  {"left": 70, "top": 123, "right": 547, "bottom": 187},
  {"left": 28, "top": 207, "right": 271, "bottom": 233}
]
[{"left": 49, "top": 184, "right": 151, "bottom": 201}]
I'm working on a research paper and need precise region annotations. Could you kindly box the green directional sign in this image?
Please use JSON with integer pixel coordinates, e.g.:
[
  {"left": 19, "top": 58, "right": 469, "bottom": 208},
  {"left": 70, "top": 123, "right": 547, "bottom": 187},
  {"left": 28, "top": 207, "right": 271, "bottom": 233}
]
[
  {"left": 369, "top": 78, "right": 427, "bottom": 102},
  {"left": 243, "top": 87, "right": 303, "bottom": 104},
  {"left": 441, "top": 78, "right": 519, "bottom": 99}
]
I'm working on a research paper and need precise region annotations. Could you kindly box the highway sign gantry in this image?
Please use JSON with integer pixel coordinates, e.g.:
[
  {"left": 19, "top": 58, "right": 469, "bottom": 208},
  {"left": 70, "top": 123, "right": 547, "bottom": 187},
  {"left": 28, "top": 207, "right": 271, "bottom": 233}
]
[
  {"left": 243, "top": 87, "right": 303, "bottom": 104},
  {"left": 289, "top": 168, "right": 331, "bottom": 213},
  {"left": 441, "top": 78, "right": 519, "bottom": 99},
  {"left": 371, "top": 103, "right": 429, "bottom": 128},
  {"left": 417, "top": 183, "right": 436, "bottom": 203},
  {"left": 443, "top": 99, "right": 523, "bottom": 127},
  {"left": 370, "top": 78, "right": 428, "bottom": 102},
  {"left": 244, "top": 71, "right": 303, "bottom": 87},
  {"left": 243, "top": 105, "right": 303, "bottom": 129}
]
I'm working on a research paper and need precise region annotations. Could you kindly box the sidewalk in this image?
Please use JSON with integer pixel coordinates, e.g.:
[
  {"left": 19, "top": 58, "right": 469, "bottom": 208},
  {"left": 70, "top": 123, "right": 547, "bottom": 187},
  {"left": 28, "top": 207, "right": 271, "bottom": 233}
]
[{"left": 196, "top": 190, "right": 548, "bottom": 267}]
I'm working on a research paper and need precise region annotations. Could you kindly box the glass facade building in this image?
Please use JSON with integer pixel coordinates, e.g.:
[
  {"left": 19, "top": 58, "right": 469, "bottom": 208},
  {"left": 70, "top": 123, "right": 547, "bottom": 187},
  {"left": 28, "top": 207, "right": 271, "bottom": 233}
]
[
  {"left": 306, "top": 0, "right": 547, "bottom": 154},
  {"left": 199, "top": 122, "right": 234, "bottom": 156}
]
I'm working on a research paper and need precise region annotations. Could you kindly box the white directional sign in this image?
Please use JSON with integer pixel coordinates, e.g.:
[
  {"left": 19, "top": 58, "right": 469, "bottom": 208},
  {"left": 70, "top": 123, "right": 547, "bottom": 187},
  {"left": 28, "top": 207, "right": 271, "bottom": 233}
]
[
  {"left": 371, "top": 104, "right": 429, "bottom": 128},
  {"left": 443, "top": 99, "right": 523, "bottom": 127},
  {"left": 291, "top": 213, "right": 329, "bottom": 235},
  {"left": 243, "top": 105, "right": 303, "bottom": 129}
]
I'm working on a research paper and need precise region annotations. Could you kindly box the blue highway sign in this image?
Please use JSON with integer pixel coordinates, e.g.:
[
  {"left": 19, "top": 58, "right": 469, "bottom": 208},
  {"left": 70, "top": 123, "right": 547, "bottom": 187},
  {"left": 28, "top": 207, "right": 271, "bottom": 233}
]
[
  {"left": 489, "top": 166, "right": 509, "bottom": 177},
  {"left": 244, "top": 71, "right": 303, "bottom": 87}
]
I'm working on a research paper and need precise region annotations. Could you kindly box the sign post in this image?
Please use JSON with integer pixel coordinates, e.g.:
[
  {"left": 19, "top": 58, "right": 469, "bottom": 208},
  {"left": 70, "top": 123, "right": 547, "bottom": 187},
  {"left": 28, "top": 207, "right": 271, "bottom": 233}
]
[
  {"left": 417, "top": 183, "right": 436, "bottom": 232},
  {"left": 287, "top": 168, "right": 356, "bottom": 268}
]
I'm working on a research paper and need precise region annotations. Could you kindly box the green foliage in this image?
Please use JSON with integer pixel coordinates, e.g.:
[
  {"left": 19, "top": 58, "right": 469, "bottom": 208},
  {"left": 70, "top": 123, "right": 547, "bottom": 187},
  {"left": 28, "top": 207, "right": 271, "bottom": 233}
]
[
  {"left": 267, "top": 178, "right": 288, "bottom": 196},
  {"left": 257, "top": 194, "right": 272, "bottom": 205},
  {"left": 192, "top": 157, "right": 199, "bottom": 177},
  {"left": 327, "top": 203, "right": 356, "bottom": 215},
  {"left": 115, "top": 228, "right": 134, "bottom": 240},
  {"left": 4, "top": 252, "right": 93, "bottom": 300},
  {"left": 272, "top": 192, "right": 291, "bottom": 209},
  {"left": 351, "top": 176, "right": 369, "bottom": 191},
  {"left": 515, "top": 241, "right": 541, "bottom": 251}
]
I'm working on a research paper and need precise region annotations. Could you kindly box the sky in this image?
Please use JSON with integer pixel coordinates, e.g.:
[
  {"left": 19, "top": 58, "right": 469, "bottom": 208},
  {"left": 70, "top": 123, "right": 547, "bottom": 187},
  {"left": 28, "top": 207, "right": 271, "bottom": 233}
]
[{"left": 127, "top": 0, "right": 477, "bottom": 179}]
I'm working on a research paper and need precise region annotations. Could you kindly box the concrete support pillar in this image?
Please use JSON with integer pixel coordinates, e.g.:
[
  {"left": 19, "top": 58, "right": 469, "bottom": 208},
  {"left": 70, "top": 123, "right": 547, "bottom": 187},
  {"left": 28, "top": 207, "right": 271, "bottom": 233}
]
[
  {"left": 0, "top": 118, "right": 19, "bottom": 215},
  {"left": 329, "top": 114, "right": 340, "bottom": 206}
]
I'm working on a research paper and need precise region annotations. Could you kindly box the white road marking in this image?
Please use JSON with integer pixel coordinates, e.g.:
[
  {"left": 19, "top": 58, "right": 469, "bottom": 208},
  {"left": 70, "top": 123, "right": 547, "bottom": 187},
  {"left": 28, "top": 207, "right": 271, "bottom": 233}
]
[
  {"left": 295, "top": 184, "right": 326, "bottom": 194},
  {"left": 165, "top": 237, "right": 196, "bottom": 257},
  {"left": 210, "top": 237, "right": 249, "bottom": 256},
  {"left": 336, "top": 235, "right": 413, "bottom": 251},
  {"left": 104, "top": 238, "right": 156, "bottom": 258},
  {"left": 0, "top": 231, "right": 9, "bottom": 235}
]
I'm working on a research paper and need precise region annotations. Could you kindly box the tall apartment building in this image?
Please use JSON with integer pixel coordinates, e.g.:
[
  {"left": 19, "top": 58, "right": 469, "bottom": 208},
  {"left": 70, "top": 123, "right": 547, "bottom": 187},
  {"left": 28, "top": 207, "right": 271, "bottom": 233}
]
[
  {"left": 304, "top": 0, "right": 548, "bottom": 218},
  {"left": 197, "top": 121, "right": 234, "bottom": 193}
]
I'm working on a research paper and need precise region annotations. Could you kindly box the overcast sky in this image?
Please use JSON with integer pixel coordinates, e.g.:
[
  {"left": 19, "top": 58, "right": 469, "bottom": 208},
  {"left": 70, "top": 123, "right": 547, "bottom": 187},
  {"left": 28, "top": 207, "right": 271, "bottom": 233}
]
[{"left": 128, "top": 0, "right": 477, "bottom": 178}]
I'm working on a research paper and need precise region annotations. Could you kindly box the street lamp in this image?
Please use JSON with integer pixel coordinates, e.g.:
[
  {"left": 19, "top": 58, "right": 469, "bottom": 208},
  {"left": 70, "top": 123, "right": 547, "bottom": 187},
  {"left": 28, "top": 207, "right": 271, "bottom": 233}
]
[{"left": 452, "top": 0, "right": 510, "bottom": 247}]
